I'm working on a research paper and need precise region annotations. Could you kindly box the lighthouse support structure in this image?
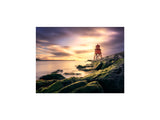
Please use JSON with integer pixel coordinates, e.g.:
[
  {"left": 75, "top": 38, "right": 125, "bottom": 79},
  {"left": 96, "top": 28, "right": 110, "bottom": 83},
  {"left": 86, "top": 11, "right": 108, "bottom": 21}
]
[{"left": 94, "top": 44, "right": 102, "bottom": 60}]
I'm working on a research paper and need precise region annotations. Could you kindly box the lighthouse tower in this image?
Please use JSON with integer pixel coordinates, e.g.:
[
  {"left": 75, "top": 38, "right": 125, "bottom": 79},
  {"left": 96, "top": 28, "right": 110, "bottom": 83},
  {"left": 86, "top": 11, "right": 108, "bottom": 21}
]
[{"left": 94, "top": 44, "right": 102, "bottom": 60}]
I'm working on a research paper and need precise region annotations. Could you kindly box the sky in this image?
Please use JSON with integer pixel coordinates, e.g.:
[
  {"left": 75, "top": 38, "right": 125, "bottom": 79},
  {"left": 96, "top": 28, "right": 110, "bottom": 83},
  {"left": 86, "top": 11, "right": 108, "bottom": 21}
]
[{"left": 36, "top": 27, "right": 124, "bottom": 60}]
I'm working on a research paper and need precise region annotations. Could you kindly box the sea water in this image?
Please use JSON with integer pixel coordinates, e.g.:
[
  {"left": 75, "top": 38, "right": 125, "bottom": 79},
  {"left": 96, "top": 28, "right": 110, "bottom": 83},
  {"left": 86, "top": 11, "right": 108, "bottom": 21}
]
[{"left": 36, "top": 60, "right": 91, "bottom": 80}]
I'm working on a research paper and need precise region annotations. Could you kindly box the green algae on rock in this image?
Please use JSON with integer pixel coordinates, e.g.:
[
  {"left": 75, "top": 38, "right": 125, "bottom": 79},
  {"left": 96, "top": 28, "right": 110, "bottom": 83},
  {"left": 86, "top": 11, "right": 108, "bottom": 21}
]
[
  {"left": 36, "top": 79, "right": 56, "bottom": 91},
  {"left": 72, "top": 81, "right": 104, "bottom": 93},
  {"left": 58, "top": 80, "right": 87, "bottom": 93},
  {"left": 37, "top": 77, "right": 82, "bottom": 93}
]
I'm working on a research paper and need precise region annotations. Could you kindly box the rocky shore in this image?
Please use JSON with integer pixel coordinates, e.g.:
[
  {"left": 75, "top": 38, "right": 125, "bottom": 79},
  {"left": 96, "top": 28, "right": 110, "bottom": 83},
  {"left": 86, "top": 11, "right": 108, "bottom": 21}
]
[{"left": 36, "top": 51, "right": 124, "bottom": 93}]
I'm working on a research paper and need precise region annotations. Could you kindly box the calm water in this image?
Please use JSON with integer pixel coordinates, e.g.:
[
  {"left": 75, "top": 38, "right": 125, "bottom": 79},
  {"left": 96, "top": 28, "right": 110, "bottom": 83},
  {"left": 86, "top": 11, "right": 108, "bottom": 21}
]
[{"left": 36, "top": 60, "right": 91, "bottom": 80}]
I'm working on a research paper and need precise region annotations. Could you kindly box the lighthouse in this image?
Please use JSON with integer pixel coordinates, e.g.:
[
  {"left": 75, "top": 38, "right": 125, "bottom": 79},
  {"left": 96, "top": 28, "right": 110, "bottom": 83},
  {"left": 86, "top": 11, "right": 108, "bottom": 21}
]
[{"left": 94, "top": 44, "right": 102, "bottom": 60}]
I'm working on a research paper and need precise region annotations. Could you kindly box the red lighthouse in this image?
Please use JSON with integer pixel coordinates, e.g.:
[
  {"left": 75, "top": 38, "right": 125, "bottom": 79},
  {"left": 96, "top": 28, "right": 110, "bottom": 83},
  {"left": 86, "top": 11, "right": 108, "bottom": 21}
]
[{"left": 94, "top": 44, "right": 102, "bottom": 60}]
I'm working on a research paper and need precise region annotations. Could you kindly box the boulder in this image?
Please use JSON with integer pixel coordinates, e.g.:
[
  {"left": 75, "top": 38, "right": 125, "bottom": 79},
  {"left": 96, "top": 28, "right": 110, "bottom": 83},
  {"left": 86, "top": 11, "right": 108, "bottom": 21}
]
[
  {"left": 36, "top": 79, "right": 56, "bottom": 90},
  {"left": 73, "top": 81, "right": 104, "bottom": 93},
  {"left": 85, "top": 64, "right": 93, "bottom": 67},
  {"left": 76, "top": 64, "right": 93, "bottom": 71},
  {"left": 52, "top": 69, "right": 63, "bottom": 74},
  {"left": 95, "top": 62, "right": 103, "bottom": 70},
  {"left": 98, "top": 65, "right": 124, "bottom": 93},
  {"left": 40, "top": 73, "right": 65, "bottom": 80},
  {"left": 58, "top": 80, "right": 87, "bottom": 93},
  {"left": 64, "top": 72, "right": 81, "bottom": 75},
  {"left": 39, "top": 77, "right": 81, "bottom": 93},
  {"left": 77, "top": 65, "right": 86, "bottom": 69},
  {"left": 40, "top": 80, "right": 64, "bottom": 93}
]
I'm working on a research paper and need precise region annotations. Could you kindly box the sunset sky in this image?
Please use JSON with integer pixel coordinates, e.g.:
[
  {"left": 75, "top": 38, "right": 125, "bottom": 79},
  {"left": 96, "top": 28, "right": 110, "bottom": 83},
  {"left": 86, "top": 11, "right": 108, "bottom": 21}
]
[{"left": 36, "top": 27, "right": 124, "bottom": 60}]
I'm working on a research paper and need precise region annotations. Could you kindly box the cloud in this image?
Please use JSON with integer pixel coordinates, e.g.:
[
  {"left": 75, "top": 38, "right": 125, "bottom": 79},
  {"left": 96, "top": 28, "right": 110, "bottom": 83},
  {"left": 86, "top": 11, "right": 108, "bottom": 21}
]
[
  {"left": 74, "top": 49, "right": 93, "bottom": 54},
  {"left": 51, "top": 52, "right": 72, "bottom": 57},
  {"left": 36, "top": 27, "right": 124, "bottom": 60},
  {"left": 61, "top": 46, "right": 71, "bottom": 49},
  {"left": 36, "top": 44, "right": 74, "bottom": 59},
  {"left": 101, "top": 27, "right": 124, "bottom": 55},
  {"left": 38, "top": 40, "right": 49, "bottom": 43},
  {"left": 80, "top": 44, "right": 88, "bottom": 46},
  {"left": 36, "top": 27, "right": 109, "bottom": 46}
]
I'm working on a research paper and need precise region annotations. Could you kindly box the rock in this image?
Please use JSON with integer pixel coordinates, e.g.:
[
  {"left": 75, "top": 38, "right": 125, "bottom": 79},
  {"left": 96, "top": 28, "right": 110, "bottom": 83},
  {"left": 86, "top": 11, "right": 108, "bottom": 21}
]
[
  {"left": 38, "top": 77, "right": 81, "bottom": 93},
  {"left": 40, "top": 73, "right": 65, "bottom": 80},
  {"left": 76, "top": 64, "right": 93, "bottom": 71},
  {"left": 87, "top": 60, "right": 92, "bottom": 61},
  {"left": 64, "top": 72, "right": 81, "bottom": 75},
  {"left": 95, "top": 62, "right": 103, "bottom": 70},
  {"left": 101, "top": 61, "right": 112, "bottom": 69},
  {"left": 73, "top": 81, "right": 104, "bottom": 93},
  {"left": 52, "top": 69, "right": 63, "bottom": 74},
  {"left": 36, "top": 79, "right": 56, "bottom": 91},
  {"left": 75, "top": 73, "right": 81, "bottom": 75},
  {"left": 85, "top": 64, "right": 93, "bottom": 67},
  {"left": 98, "top": 65, "right": 124, "bottom": 93},
  {"left": 58, "top": 80, "right": 87, "bottom": 93},
  {"left": 64, "top": 73, "right": 74, "bottom": 75},
  {"left": 77, "top": 65, "right": 86, "bottom": 69},
  {"left": 77, "top": 64, "right": 92, "bottom": 68},
  {"left": 81, "top": 69, "right": 92, "bottom": 71},
  {"left": 40, "top": 80, "right": 64, "bottom": 93}
]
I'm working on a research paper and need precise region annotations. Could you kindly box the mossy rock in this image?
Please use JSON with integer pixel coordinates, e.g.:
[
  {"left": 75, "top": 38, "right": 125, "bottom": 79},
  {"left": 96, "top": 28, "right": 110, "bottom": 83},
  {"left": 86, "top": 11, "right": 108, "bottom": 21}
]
[
  {"left": 84, "top": 57, "right": 124, "bottom": 80},
  {"left": 101, "top": 61, "right": 112, "bottom": 69},
  {"left": 92, "top": 61, "right": 99, "bottom": 68},
  {"left": 57, "top": 80, "right": 87, "bottom": 93},
  {"left": 40, "top": 80, "right": 64, "bottom": 93},
  {"left": 38, "top": 77, "right": 82, "bottom": 93},
  {"left": 77, "top": 64, "right": 93, "bottom": 69},
  {"left": 98, "top": 64, "right": 124, "bottom": 93},
  {"left": 95, "top": 62, "right": 103, "bottom": 70},
  {"left": 81, "top": 68, "right": 92, "bottom": 71},
  {"left": 51, "top": 69, "right": 63, "bottom": 74},
  {"left": 36, "top": 79, "right": 56, "bottom": 90},
  {"left": 73, "top": 81, "right": 104, "bottom": 93},
  {"left": 40, "top": 73, "right": 65, "bottom": 80},
  {"left": 98, "top": 77, "right": 124, "bottom": 93},
  {"left": 85, "top": 64, "right": 93, "bottom": 67},
  {"left": 77, "top": 65, "right": 86, "bottom": 69}
]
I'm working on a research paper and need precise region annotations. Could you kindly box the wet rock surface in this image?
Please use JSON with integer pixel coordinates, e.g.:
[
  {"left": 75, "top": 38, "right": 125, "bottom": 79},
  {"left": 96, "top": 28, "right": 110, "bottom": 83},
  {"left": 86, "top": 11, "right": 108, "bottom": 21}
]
[
  {"left": 52, "top": 69, "right": 63, "bottom": 74},
  {"left": 64, "top": 72, "right": 81, "bottom": 75}
]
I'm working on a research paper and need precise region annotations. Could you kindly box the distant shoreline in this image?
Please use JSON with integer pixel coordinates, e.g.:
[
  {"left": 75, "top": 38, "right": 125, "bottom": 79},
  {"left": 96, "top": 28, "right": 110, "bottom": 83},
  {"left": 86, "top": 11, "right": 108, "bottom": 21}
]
[{"left": 36, "top": 60, "right": 75, "bottom": 61}]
